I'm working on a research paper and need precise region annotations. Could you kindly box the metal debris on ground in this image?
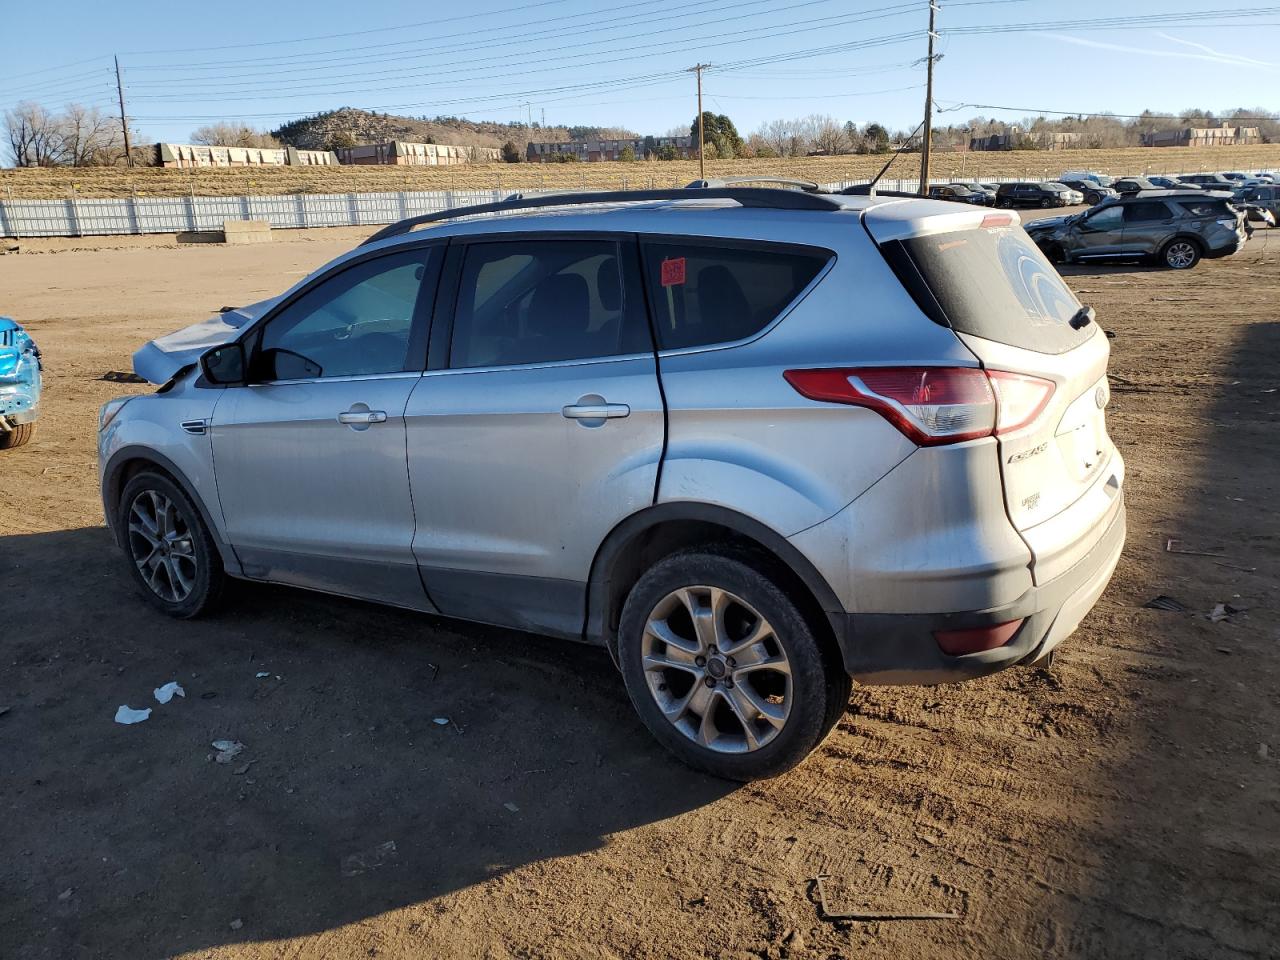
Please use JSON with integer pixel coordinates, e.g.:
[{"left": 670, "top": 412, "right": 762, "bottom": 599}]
[
  {"left": 114, "top": 705, "right": 152, "bottom": 725},
  {"left": 153, "top": 681, "right": 185, "bottom": 704},
  {"left": 504, "top": 802, "right": 520, "bottom": 813},
  {"left": 1165, "top": 539, "right": 1226, "bottom": 558},
  {"left": 811, "top": 875, "right": 958, "bottom": 923},
  {"left": 212, "top": 739, "right": 245, "bottom": 764},
  {"left": 432, "top": 717, "right": 450, "bottom": 726},
  {"left": 100, "top": 371, "right": 147, "bottom": 383},
  {"left": 340, "top": 840, "right": 398, "bottom": 877},
  {"left": 1143, "top": 595, "right": 1188, "bottom": 612},
  {"left": 255, "top": 671, "right": 270, "bottom": 679},
  {"left": 1208, "top": 603, "right": 1247, "bottom": 623}
]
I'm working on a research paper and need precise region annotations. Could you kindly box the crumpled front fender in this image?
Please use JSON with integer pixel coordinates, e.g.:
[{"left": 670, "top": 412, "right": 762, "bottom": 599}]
[{"left": 0, "top": 316, "right": 42, "bottom": 427}]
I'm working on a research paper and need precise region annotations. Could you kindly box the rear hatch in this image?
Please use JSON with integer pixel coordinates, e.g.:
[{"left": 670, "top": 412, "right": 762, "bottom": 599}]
[{"left": 865, "top": 202, "right": 1123, "bottom": 585}]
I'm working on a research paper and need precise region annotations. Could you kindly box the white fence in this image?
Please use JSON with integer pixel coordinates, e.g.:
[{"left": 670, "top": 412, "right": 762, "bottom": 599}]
[{"left": 0, "top": 189, "right": 511, "bottom": 238}]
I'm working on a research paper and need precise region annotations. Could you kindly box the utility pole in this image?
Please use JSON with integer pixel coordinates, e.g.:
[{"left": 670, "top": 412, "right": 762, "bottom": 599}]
[
  {"left": 687, "top": 63, "right": 711, "bottom": 180},
  {"left": 918, "top": 2, "right": 938, "bottom": 194},
  {"left": 114, "top": 55, "right": 133, "bottom": 167}
]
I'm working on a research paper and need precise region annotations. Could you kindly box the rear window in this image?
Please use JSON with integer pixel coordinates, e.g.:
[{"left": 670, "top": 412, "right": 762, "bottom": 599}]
[
  {"left": 888, "top": 225, "right": 1090, "bottom": 354},
  {"left": 641, "top": 240, "right": 831, "bottom": 350}
]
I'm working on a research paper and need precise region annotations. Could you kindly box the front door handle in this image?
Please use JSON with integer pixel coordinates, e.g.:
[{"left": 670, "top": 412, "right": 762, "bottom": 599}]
[
  {"left": 562, "top": 401, "right": 630, "bottom": 420},
  {"left": 338, "top": 409, "right": 388, "bottom": 426}
]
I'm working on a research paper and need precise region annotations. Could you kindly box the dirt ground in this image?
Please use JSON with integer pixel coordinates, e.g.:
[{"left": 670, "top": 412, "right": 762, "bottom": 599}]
[{"left": 1, "top": 219, "right": 1277, "bottom": 960}]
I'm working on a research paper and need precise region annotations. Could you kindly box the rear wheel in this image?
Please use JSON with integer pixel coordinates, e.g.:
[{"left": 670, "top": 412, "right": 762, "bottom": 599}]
[
  {"left": 119, "top": 471, "right": 224, "bottom": 618},
  {"left": 1161, "top": 238, "right": 1201, "bottom": 270},
  {"left": 0, "top": 422, "right": 35, "bottom": 449},
  {"left": 617, "top": 547, "right": 851, "bottom": 781},
  {"left": 997, "top": 197, "right": 1013, "bottom": 209},
  {"left": 1039, "top": 197, "right": 1053, "bottom": 208}
]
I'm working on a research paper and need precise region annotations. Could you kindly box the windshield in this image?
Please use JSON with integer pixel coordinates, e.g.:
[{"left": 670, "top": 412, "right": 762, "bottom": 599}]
[{"left": 892, "top": 225, "right": 1092, "bottom": 354}]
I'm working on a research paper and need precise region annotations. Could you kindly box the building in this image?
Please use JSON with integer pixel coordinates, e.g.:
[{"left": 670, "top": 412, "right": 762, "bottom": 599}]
[
  {"left": 1141, "top": 122, "right": 1262, "bottom": 148},
  {"left": 969, "top": 129, "right": 1020, "bottom": 151},
  {"left": 156, "top": 143, "right": 338, "bottom": 168},
  {"left": 527, "top": 135, "right": 694, "bottom": 162},
  {"left": 335, "top": 141, "right": 501, "bottom": 165},
  {"left": 1036, "top": 131, "right": 1080, "bottom": 151}
]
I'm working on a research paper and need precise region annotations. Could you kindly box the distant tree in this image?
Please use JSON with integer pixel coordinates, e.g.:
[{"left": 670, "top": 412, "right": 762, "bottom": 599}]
[
  {"left": 4, "top": 101, "right": 64, "bottom": 166},
  {"left": 812, "top": 115, "right": 849, "bottom": 155},
  {"left": 863, "top": 122, "right": 891, "bottom": 153},
  {"left": 691, "top": 112, "right": 742, "bottom": 158},
  {"left": 328, "top": 130, "right": 358, "bottom": 151},
  {"left": 656, "top": 143, "right": 678, "bottom": 161},
  {"left": 500, "top": 140, "right": 523, "bottom": 163},
  {"left": 191, "top": 122, "right": 280, "bottom": 148},
  {"left": 61, "top": 104, "right": 125, "bottom": 165},
  {"left": 619, "top": 145, "right": 637, "bottom": 162}
]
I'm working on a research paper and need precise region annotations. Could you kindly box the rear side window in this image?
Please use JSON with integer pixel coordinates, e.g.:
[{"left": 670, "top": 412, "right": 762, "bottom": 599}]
[
  {"left": 1176, "top": 199, "right": 1230, "bottom": 218},
  {"left": 1123, "top": 201, "right": 1172, "bottom": 223},
  {"left": 449, "top": 239, "right": 649, "bottom": 369},
  {"left": 641, "top": 240, "right": 830, "bottom": 350},
  {"left": 890, "top": 224, "right": 1090, "bottom": 354}
]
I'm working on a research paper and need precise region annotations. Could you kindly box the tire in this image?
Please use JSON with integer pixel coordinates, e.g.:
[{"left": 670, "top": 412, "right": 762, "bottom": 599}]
[
  {"left": 997, "top": 197, "right": 1012, "bottom": 209},
  {"left": 0, "top": 422, "right": 35, "bottom": 449},
  {"left": 1040, "top": 241, "right": 1066, "bottom": 265},
  {"left": 1161, "top": 237, "right": 1202, "bottom": 270},
  {"left": 1039, "top": 197, "right": 1053, "bottom": 208},
  {"left": 1086, "top": 192, "right": 1100, "bottom": 205},
  {"left": 617, "top": 546, "right": 851, "bottom": 781},
  {"left": 118, "top": 471, "right": 225, "bottom": 618}
]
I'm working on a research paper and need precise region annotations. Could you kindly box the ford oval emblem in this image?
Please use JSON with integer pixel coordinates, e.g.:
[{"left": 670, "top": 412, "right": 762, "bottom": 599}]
[{"left": 1095, "top": 385, "right": 1107, "bottom": 409}]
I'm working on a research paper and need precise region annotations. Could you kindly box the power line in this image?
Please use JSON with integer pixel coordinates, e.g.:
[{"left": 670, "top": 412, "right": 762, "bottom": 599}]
[{"left": 125, "top": 1, "right": 925, "bottom": 97}]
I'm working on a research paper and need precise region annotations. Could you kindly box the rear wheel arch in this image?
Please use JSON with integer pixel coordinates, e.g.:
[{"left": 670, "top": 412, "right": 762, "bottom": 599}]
[{"left": 585, "top": 503, "right": 846, "bottom": 665}]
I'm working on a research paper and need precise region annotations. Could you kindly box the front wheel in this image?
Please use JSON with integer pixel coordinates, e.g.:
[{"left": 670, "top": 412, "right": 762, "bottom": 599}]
[
  {"left": 1161, "top": 238, "right": 1201, "bottom": 269},
  {"left": 997, "top": 197, "right": 1013, "bottom": 208},
  {"left": 1039, "top": 198, "right": 1053, "bottom": 208},
  {"left": 617, "top": 548, "right": 851, "bottom": 781},
  {"left": 119, "top": 471, "right": 225, "bottom": 618}
]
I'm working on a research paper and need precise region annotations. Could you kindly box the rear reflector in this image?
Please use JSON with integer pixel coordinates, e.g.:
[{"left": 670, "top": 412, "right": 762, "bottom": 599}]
[
  {"left": 981, "top": 213, "right": 1013, "bottom": 228},
  {"left": 934, "top": 619, "right": 1024, "bottom": 656},
  {"left": 783, "top": 366, "right": 1054, "bottom": 446}
]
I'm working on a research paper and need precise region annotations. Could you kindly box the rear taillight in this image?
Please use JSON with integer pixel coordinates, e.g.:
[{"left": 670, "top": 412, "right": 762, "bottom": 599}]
[{"left": 783, "top": 366, "right": 1054, "bottom": 446}]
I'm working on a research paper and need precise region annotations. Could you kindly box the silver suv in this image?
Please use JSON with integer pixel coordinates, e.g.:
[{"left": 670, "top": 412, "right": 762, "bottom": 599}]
[{"left": 99, "top": 185, "right": 1126, "bottom": 780}]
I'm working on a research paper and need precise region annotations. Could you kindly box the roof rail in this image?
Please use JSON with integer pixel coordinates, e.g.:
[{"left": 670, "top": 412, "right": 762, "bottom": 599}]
[
  {"left": 684, "top": 176, "right": 824, "bottom": 191},
  {"left": 361, "top": 185, "right": 847, "bottom": 246}
]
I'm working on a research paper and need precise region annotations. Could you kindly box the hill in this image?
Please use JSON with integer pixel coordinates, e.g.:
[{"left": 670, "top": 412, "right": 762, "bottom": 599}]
[{"left": 268, "top": 108, "right": 645, "bottom": 152}]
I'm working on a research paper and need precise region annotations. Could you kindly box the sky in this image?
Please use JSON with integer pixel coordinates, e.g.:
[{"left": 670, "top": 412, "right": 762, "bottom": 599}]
[{"left": 2, "top": 0, "right": 1276, "bottom": 145}]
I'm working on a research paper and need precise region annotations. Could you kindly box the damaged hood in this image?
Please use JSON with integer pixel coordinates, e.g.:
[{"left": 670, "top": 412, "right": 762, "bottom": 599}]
[{"left": 132, "top": 298, "right": 278, "bottom": 384}]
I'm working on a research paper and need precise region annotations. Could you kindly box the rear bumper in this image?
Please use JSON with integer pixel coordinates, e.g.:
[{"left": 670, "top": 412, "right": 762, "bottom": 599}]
[
  {"left": 1204, "top": 234, "right": 1246, "bottom": 259},
  {"left": 835, "top": 497, "right": 1125, "bottom": 685}
]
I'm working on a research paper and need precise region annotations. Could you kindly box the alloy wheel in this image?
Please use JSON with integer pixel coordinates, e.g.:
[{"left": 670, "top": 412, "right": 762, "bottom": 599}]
[
  {"left": 127, "top": 490, "right": 198, "bottom": 603},
  {"left": 641, "top": 585, "right": 792, "bottom": 754},
  {"left": 1165, "top": 241, "right": 1196, "bottom": 269}
]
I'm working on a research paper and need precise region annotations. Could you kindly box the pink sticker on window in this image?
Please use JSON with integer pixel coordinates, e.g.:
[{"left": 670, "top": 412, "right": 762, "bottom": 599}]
[{"left": 660, "top": 257, "right": 687, "bottom": 286}]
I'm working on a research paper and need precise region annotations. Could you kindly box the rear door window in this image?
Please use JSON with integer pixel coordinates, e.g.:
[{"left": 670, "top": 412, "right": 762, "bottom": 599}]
[
  {"left": 1122, "top": 201, "right": 1172, "bottom": 223},
  {"left": 640, "top": 240, "right": 831, "bottom": 350},
  {"left": 449, "top": 238, "right": 649, "bottom": 369},
  {"left": 890, "top": 224, "right": 1090, "bottom": 354}
]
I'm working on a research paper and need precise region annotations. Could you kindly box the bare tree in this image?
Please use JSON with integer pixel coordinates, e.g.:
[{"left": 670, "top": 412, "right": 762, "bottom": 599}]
[
  {"left": 759, "top": 119, "right": 794, "bottom": 157},
  {"left": 60, "top": 103, "right": 125, "bottom": 166},
  {"left": 191, "top": 122, "right": 280, "bottom": 148},
  {"left": 812, "top": 115, "right": 849, "bottom": 155},
  {"left": 5, "top": 101, "right": 65, "bottom": 166}
]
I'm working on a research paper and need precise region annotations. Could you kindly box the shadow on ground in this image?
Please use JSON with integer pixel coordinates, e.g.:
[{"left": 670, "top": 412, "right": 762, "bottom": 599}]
[{"left": 1, "top": 527, "right": 733, "bottom": 958}]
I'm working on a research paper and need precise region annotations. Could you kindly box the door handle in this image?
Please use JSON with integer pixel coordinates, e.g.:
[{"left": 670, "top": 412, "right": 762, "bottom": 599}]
[
  {"left": 562, "top": 402, "right": 630, "bottom": 420},
  {"left": 338, "top": 410, "right": 387, "bottom": 425}
]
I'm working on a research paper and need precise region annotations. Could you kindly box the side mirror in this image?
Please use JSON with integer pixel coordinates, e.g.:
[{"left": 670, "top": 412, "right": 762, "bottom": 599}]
[{"left": 200, "top": 342, "right": 246, "bottom": 385}]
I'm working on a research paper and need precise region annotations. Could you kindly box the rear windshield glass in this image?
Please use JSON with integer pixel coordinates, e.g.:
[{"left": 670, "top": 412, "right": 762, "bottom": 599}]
[
  {"left": 893, "top": 225, "right": 1091, "bottom": 354},
  {"left": 1176, "top": 198, "right": 1230, "bottom": 217}
]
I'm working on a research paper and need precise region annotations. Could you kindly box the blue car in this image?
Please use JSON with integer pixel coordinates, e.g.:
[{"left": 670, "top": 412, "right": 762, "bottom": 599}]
[{"left": 0, "top": 317, "right": 41, "bottom": 449}]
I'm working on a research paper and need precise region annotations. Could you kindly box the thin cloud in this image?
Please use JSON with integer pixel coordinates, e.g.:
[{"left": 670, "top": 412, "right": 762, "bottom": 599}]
[
  {"left": 1155, "top": 31, "right": 1274, "bottom": 68},
  {"left": 1051, "top": 33, "right": 1275, "bottom": 71}
]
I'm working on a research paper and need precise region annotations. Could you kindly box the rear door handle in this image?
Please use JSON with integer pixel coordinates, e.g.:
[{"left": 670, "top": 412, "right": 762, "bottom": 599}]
[
  {"left": 562, "top": 402, "right": 630, "bottom": 420},
  {"left": 338, "top": 410, "right": 387, "bottom": 425}
]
